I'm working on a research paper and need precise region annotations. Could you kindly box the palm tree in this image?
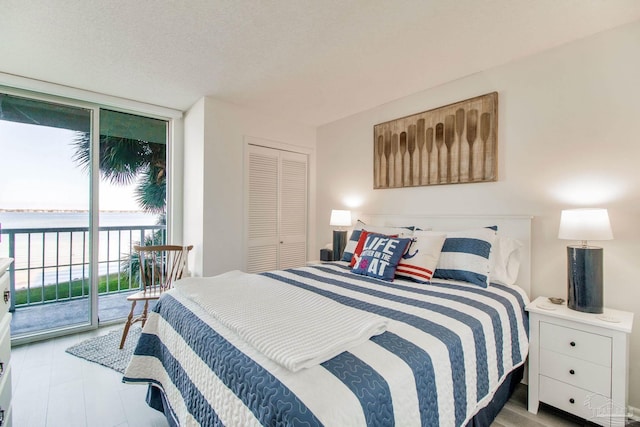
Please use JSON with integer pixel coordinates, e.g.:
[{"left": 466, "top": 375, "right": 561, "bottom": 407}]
[
  {"left": 72, "top": 132, "right": 166, "bottom": 213},
  {"left": 73, "top": 132, "right": 167, "bottom": 286}
]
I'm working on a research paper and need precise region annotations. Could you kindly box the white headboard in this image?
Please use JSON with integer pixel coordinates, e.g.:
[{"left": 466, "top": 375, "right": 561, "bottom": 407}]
[{"left": 357, "top": 214, "right": 533, "bottom": 296}]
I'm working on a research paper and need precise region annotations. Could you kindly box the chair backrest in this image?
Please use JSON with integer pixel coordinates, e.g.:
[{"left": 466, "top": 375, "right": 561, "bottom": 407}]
[{"left": 134, "top": 245, "right": 193, "bottom": 293}]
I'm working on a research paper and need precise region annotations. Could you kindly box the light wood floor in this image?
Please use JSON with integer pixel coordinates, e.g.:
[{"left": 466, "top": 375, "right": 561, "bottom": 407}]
[
  {"left": 494, "top": 384, "right": 595, "bottom": 427},
  {"left": 11, "top": 327, "right": 613, "bottom": 427}
]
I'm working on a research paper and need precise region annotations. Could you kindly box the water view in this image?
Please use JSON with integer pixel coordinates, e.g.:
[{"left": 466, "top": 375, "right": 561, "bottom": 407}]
[
  {"left": 0, "top": 210, "right": 158, "bottom": 228},
  {"left": 0, "top": 210, "right": 162, "bottom": 290},
  {"left": 1, "top": 95, "right": 169, "bottom": 336}
]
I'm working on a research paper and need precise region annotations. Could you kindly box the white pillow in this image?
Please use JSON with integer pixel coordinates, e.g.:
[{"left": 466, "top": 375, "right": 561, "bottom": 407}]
[
  {"left": 489, "top": 236, "right": 523, "bottom": 286},
  {"left": 395, "top": 231, "right": 447, "bottom": 283}
]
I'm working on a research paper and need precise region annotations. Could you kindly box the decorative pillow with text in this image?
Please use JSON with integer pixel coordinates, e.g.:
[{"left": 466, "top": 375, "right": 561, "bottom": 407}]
[
  {"left": 341, "top": 221, "right": 413, "bottom": 263},
  {"left": 351, "top": 234, "right": 412, "bottom": 281}
]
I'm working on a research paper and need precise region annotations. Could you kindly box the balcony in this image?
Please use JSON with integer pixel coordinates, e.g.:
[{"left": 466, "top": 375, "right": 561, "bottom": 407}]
[{"left": 0, "top": 224, "right": 166, "bottom": 337}]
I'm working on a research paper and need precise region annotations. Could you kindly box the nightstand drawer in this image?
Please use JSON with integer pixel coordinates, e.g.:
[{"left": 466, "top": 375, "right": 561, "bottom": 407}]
[
  {"left": 540, "top": 322, "right": 611, "bottom": 366},
  {"left": 0, "top": 365, "right": 11, "bottom": 426},
  {"left": 0, "top": 272, "right": 9, "bottom": 318},
  {"left": 540, "top": 375, "right": 610, "bottom": 424},
  {"left": 540, "top": 348, "right": 610, "bottom": 397},
  {"left": 0, "top": 315, "right": 10, "bottom": 382}
]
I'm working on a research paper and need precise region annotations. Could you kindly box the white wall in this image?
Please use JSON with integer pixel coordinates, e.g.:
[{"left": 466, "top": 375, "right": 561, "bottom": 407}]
[
  {"left": 183, "top": 97, "right": 317, "bottom": 277},
  {"left": 316, "top": 21, "right": 640, "bottom": 408},
  {"left": 168, "top": 116, "right": 185, "bottom": 246},
  {"left": 183, "top": 98, "right": 206, "bottom": 276}
]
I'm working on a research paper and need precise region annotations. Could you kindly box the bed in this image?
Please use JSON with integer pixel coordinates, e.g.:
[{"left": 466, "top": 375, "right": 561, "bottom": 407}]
[{"left": 123, "top": 215, "right": 532, "bottom": 427}]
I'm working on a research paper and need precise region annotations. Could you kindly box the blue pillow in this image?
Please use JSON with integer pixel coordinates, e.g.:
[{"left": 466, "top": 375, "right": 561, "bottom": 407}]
[
  {"left": 340, "top": 229, "right": 363, "bottom": 262},
  {"left": 433, "top": 227, "right": 497, "bottom": 287},
  {"left": 351, "top": 234, "right": 412, "bottom": 281}
]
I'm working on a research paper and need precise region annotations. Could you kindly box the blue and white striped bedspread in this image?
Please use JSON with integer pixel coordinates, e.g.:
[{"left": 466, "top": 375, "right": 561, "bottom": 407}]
[{"left": 123, "top": 263, "right": 529, "bottom": 427}]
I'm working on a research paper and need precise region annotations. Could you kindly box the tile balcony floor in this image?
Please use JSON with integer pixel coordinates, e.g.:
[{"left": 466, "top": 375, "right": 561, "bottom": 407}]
[{"left": 11, "top": 291, "right": 143, "bottom": 337}]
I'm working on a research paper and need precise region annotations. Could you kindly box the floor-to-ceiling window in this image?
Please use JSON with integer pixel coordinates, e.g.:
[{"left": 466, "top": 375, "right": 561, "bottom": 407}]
[{"left": 0, "top": 90, "right": 169, "bottom": 341}]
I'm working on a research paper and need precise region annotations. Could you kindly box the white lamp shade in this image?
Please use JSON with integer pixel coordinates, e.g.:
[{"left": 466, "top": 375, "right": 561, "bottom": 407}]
[
  {"left": 558, "top": 208, "right": 613, "bottom": 241},
  {"left": 330, "top": 209, "right": 352, "bottom": 227}
]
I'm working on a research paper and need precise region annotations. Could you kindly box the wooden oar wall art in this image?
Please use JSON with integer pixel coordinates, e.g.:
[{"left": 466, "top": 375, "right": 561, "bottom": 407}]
[{"left": 373, "top": 92, "right": 498, "bottom": 189}]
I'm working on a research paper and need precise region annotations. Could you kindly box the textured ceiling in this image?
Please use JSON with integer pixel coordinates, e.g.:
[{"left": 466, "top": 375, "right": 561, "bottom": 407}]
[{"left": 2, "top": 0, "right": 640, "bottom": 125}]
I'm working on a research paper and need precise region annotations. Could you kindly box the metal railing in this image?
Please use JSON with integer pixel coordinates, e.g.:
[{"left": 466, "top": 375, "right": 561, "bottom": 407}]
[{"left": 0, "top": 225, "right": 166, "bottom": 311}]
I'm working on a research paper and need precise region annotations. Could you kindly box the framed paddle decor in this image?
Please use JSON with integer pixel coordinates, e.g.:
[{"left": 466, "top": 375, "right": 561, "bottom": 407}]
[{"left": 373, "top": 92, "right": 498, "bottom": 189}]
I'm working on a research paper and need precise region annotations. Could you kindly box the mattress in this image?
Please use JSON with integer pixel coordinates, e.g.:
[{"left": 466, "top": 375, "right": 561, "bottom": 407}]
[{"left": 123, "top": 262, "right": 529, "bottom": 427}]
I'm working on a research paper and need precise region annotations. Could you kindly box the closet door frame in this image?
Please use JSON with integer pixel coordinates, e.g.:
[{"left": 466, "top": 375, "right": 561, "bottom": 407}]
[{"left": 243, "top": 136, "right": 315, "bottom": 273}]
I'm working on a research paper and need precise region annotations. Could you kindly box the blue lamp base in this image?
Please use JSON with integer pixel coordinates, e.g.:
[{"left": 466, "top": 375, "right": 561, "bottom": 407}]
[
  {"left": 567, "top": 246, "right": 604, "bottom": 314},
  {"left": 333, "top": 230, "right": 347, "bottom": 262}
]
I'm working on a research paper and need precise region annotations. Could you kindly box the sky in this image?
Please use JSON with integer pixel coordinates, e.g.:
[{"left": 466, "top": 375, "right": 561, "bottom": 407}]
[{"left": 0, "top": 120, "right": 142, "bottom": 211}]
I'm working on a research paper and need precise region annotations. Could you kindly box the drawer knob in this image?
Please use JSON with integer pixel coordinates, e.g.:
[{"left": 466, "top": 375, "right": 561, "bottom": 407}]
[
  {"left": 570, "top": 341, "right": 576, "bottom": 347},
  {"left": 569, "top": 369, "right": 575, "bottom": 375},
  {"left": 569, "top": 398, "right": 575, "bottom": 404}
]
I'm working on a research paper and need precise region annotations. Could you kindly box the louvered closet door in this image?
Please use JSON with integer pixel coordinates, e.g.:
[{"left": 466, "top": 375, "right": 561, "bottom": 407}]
[
  {"left": 279, "top": 151, "right": 307, "bottom": 270},
  {"left": 246, "top": 144, "right": 308, "bottom": 273},
  {"left": 247, "top": 146, "right": 279, "bottom": 273}
]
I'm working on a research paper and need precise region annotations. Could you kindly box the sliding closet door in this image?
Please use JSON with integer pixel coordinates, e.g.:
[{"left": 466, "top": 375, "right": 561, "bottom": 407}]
[{"left": 246, "top": 144, "right": 307, "bottom": 273}]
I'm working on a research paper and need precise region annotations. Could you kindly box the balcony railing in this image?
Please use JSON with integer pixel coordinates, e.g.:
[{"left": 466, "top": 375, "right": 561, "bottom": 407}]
[{"left": 0, "top": 224, "right": 166, "bottom": 311}]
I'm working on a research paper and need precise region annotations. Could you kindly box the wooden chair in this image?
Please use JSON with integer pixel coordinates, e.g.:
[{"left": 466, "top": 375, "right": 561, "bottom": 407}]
[{"left": 119, "top": 244, "right": 193, "bottom": 349}]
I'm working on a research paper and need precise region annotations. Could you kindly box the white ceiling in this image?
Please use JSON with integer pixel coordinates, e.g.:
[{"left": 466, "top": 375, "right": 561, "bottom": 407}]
[{"left": 2, "top": 0, "right": 640, "bottom": 126}]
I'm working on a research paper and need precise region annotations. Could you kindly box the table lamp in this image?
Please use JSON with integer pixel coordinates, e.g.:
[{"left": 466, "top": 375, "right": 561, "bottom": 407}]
[
  {"left": 330, "top": 209, "right": 351, "bottom": 261},
  {"left": 558, "top": 208, "right": 613, "bottom": 313}
]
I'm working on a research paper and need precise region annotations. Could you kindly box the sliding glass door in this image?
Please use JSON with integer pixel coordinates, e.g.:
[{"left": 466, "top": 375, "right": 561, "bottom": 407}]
[
  {"left": 0, "top": 93, "right": 94, "bottom": 336},
  {"left": 95, "top": 109, "right": 168, "bottom": 323},
  {"left": 0, "top": 91, "right": 169, "bottom": 340}
]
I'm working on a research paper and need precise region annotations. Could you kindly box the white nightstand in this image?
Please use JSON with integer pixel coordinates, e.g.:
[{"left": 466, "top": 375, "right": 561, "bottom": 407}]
[
  {"left": 526, "top": 296, "right": 633, "bottom": 427},
  {"left": 0, "top": 258, "right": 13, "bottom": 427}
]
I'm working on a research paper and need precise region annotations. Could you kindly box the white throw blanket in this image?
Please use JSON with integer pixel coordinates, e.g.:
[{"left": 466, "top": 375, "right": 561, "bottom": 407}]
[{"left": 173, "top": 270, "right": 388, "bottom": 372}]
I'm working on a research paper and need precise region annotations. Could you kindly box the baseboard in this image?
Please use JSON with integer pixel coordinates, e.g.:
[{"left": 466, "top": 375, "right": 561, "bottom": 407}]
[{"left": 629, "top": 405, "right": 640, "bottom": 422}]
